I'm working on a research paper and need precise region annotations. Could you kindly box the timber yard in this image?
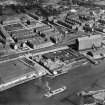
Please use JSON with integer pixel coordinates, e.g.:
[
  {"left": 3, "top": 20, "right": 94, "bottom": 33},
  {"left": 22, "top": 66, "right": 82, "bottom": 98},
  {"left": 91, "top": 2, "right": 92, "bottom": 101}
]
[{"left": 1, "top": 0, "right": 105, "bottom": 105}]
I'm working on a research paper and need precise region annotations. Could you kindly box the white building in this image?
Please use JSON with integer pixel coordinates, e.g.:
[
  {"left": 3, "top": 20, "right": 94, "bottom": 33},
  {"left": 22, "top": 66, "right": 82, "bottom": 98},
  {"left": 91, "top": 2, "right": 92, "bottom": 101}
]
[{"left": 77, "top": 35, "right": 102, "bottom": 50}]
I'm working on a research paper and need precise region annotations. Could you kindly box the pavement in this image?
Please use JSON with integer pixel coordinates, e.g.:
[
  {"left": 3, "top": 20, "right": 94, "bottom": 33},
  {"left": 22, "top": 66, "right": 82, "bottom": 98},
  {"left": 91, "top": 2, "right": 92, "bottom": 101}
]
[{"left": 0, "top": 59, "right": 35, "bottom": 83}]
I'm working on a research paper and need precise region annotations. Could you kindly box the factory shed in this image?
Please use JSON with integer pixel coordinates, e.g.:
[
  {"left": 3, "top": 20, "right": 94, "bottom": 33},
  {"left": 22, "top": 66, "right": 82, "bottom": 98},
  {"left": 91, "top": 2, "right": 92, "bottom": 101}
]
[{"left": 77, "top": 35, "right": 102, "bottom": 50}]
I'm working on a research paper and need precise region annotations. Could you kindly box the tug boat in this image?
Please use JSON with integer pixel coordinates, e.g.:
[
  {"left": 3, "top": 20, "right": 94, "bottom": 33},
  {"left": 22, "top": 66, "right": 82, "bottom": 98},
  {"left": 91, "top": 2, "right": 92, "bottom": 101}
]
[{"left": 44, "top": 86, "right": 67, "bottom": 98}]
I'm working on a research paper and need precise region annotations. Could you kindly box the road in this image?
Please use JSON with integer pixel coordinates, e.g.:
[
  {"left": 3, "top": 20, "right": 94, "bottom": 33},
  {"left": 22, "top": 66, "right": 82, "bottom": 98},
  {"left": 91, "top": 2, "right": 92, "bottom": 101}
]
[
  {"left": 0, "top": 44, "right": 68, "bottom": 63},
  {"left": 0, "top": 58, "right": 105, "bottom": 105}
]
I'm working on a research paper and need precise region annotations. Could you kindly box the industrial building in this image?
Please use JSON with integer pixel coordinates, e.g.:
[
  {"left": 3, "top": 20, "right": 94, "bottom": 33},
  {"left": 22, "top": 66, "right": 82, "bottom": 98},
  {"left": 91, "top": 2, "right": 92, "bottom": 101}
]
[
  {"left": 0, "top": 2, "right": 105, "bottom": 105},
  {"left": 77, "top": 35, "right": 103, "bottom": 50},
  {"left": 31, "top": 48, "right": 88, "bottom": 76},
  {"left": 0, "top": 14, "right": 63, "bottom": 50}
]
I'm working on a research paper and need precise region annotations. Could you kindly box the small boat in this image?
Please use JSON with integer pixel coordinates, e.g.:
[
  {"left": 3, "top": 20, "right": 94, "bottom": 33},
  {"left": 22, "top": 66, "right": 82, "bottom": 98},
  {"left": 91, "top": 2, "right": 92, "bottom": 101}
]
[{"left": 44, "top": 86, "right": 67, "bottom": 98}]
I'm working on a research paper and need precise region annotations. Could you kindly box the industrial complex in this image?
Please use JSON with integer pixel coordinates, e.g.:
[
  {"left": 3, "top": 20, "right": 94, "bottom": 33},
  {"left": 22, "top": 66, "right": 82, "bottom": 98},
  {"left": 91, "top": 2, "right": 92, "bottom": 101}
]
[{"left": 1, "top": 0, "right": 105, "bottom": 105}]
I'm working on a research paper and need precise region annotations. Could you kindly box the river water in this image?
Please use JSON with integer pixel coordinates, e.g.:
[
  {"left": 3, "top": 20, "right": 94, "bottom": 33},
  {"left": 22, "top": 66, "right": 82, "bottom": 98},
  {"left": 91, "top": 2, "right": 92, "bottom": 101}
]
[{"left": 0, "top": 60, "right": 105, "bottom": 105}]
